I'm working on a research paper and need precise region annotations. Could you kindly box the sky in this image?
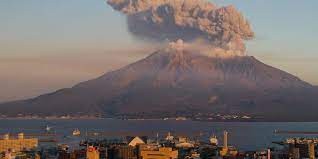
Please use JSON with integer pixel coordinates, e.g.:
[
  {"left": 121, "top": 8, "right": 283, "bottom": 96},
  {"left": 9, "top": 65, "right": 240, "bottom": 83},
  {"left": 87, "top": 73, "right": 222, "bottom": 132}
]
[{"left": 0, "top": 0, "right": 317, "bottom": 102}]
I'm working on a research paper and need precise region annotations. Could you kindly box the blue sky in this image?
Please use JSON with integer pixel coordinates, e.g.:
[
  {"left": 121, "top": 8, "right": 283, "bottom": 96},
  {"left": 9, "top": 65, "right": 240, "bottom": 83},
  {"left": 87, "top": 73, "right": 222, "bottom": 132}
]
[{"left": 0, "top": 0, "right": 317, "bottom": 102}]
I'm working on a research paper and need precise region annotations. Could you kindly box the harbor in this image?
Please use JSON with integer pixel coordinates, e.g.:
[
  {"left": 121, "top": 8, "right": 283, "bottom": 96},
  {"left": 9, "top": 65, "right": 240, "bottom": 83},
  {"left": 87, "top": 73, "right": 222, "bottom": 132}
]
[{"left": 1, "top": 125, "right": 318, "bottom": 159}]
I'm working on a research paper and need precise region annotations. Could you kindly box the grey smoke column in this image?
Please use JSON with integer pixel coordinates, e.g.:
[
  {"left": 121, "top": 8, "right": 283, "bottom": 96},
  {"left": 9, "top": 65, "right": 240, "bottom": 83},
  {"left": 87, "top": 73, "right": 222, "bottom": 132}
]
[{"left": 107, "top": 0, "right": 254, "bottom": 56}]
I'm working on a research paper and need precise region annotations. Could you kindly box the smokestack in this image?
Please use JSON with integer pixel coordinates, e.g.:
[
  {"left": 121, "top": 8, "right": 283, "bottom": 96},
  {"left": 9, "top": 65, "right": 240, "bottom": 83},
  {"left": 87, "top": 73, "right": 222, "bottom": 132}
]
[{"left": 223, "top": 130, "right": 228, "bottom": 149}]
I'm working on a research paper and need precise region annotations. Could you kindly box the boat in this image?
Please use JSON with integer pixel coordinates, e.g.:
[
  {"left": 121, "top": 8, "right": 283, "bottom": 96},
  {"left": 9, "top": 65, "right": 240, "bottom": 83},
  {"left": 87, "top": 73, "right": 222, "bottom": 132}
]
[
  {"left": 45, "top": 125, "right": 52, "bottom": 132},
  {"left": 72, "top": 129, "right": 81, "bottom": 136}
]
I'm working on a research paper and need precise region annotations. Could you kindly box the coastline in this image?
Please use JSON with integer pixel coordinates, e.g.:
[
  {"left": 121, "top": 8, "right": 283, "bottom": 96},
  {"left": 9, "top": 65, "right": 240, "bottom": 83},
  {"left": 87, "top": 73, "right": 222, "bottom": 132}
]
[{"left": 0, "top": 117, "right": 318, "bottom": 123}]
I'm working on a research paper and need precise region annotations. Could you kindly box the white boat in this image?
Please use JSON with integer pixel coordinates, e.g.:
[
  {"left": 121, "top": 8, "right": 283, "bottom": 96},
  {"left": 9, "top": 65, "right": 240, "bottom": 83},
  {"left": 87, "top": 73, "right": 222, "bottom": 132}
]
[
  {"left": 45, "top": 125, "right": 52, "bottom": 132},
  {"left": 72, "top": 129, "right": 81, "bottom": 136}
]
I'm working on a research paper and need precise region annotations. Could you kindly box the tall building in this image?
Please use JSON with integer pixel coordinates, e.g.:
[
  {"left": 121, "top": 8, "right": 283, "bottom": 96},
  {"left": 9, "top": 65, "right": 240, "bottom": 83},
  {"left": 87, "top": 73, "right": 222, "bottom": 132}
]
[
  {"left": 140, "top": 147, "right": 178, "bottom": 159},
  {"left": 0, "top": 133, "right": 38, "bottom": 153}
]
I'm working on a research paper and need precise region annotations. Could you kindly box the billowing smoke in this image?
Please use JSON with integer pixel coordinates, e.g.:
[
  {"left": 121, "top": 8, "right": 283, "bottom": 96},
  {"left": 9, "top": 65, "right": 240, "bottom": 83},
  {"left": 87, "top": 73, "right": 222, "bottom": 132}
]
[{"left": 107, "top": 0, "right": 254, "bottom": 56}]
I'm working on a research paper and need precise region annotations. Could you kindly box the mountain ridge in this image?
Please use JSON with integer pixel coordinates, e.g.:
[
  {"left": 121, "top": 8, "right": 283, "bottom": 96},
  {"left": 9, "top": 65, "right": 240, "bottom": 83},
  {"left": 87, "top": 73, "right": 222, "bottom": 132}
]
[{"left": 0, "top": 48, "right": 317, "bottom": 121}]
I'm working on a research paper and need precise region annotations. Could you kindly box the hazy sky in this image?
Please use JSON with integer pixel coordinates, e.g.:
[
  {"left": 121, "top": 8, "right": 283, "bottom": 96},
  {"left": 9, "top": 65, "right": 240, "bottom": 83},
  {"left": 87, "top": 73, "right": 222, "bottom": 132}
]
[{"left": 0, "top": 0, "right": 317, "bottom": 102}]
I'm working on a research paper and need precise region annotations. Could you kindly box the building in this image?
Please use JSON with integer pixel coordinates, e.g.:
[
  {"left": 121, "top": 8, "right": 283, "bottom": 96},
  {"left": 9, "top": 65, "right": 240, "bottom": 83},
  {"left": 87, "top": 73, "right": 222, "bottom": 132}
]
[
  {"left": 108, "top": 145, "right": 137, "bottom": 159},
  {"left": 287, "top": 139, "right": 316, "bottom": 159},
  {"left": 199, "top": 146, "right": 219, "bottom": 159},
  {"left": 140, "top": 147, "right": 178, "bottom": 159},
  {"left": 209, "top": 135, "right": 218, "bottom": 146},
  {"left": 127, "top": 137, "right": 146, "bottom": 147},
  {"left": 87, "top": 146, "right": 100, "bottom": 159},
  {"left": 175, "top": 137, "right": 194, "bottom": 148},
  {"left": 0, "top": 133, "right": 38, "bottom": 153}
]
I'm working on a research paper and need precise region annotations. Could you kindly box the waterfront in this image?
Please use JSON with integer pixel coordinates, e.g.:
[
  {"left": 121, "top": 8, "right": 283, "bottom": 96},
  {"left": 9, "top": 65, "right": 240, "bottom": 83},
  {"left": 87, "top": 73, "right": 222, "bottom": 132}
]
[{"left": 1, "top": 119, "right": 318, "bottom": 151}]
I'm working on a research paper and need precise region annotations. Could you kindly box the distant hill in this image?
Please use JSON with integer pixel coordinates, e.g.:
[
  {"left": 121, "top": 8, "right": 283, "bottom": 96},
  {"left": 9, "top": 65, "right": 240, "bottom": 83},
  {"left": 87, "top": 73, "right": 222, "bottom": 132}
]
[{"left": 1, "top": 47, "right": 318, "bottom": 121}]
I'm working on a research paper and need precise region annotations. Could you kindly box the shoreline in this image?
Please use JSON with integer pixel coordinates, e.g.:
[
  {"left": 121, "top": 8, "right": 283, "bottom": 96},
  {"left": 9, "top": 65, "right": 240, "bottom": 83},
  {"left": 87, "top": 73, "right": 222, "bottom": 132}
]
[{"left": 0, "top": 118, "right": 318, "bottom": 123}]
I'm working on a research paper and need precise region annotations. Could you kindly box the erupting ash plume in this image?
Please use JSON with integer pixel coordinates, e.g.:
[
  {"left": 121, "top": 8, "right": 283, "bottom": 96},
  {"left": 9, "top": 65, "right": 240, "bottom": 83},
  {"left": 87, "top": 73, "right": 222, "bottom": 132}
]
[{"left": 107, "top": 0, "right": 254, "bottom": 56}]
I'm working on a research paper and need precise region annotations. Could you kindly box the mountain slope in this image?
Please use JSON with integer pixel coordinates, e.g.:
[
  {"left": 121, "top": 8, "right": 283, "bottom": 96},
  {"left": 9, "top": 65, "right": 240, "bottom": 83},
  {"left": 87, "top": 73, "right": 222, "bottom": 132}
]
[{"left": 1, "top": 48, "right": 317, "bottom": 121}]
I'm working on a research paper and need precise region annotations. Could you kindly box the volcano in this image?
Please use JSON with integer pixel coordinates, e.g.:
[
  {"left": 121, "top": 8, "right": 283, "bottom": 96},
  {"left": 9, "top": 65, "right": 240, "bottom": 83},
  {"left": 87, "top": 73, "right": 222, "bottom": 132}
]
[{"left": 1, "top": 43, "right": 317, "bottom": 121}]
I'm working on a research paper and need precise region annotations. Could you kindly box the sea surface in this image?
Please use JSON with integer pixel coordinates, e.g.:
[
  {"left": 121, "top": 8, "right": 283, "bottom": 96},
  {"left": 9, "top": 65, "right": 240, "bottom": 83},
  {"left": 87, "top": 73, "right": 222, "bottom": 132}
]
[{"left": 1, "top": 119, "right": 318, "bottom": 151}]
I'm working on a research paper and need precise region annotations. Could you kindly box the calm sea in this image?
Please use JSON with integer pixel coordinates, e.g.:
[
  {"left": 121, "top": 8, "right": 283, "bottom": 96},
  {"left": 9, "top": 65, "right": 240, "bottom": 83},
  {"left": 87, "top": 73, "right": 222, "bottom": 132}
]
[{"left": 1, "top": 119, "right": 318, "bottom": 151}]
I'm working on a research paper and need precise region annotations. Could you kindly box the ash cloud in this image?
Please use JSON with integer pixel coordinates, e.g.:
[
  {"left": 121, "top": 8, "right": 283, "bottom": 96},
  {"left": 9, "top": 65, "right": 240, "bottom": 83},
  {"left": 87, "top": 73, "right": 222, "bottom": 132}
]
[{"left": 107, "top": 0, "right": 254, "bottom": 56}]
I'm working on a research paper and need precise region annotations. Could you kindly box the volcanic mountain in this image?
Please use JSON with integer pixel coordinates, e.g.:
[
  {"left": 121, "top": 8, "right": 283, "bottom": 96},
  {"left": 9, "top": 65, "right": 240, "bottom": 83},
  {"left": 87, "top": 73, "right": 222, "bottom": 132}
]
[{"left": 1, "top": 42, "right": 317, "bottom": 121}]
